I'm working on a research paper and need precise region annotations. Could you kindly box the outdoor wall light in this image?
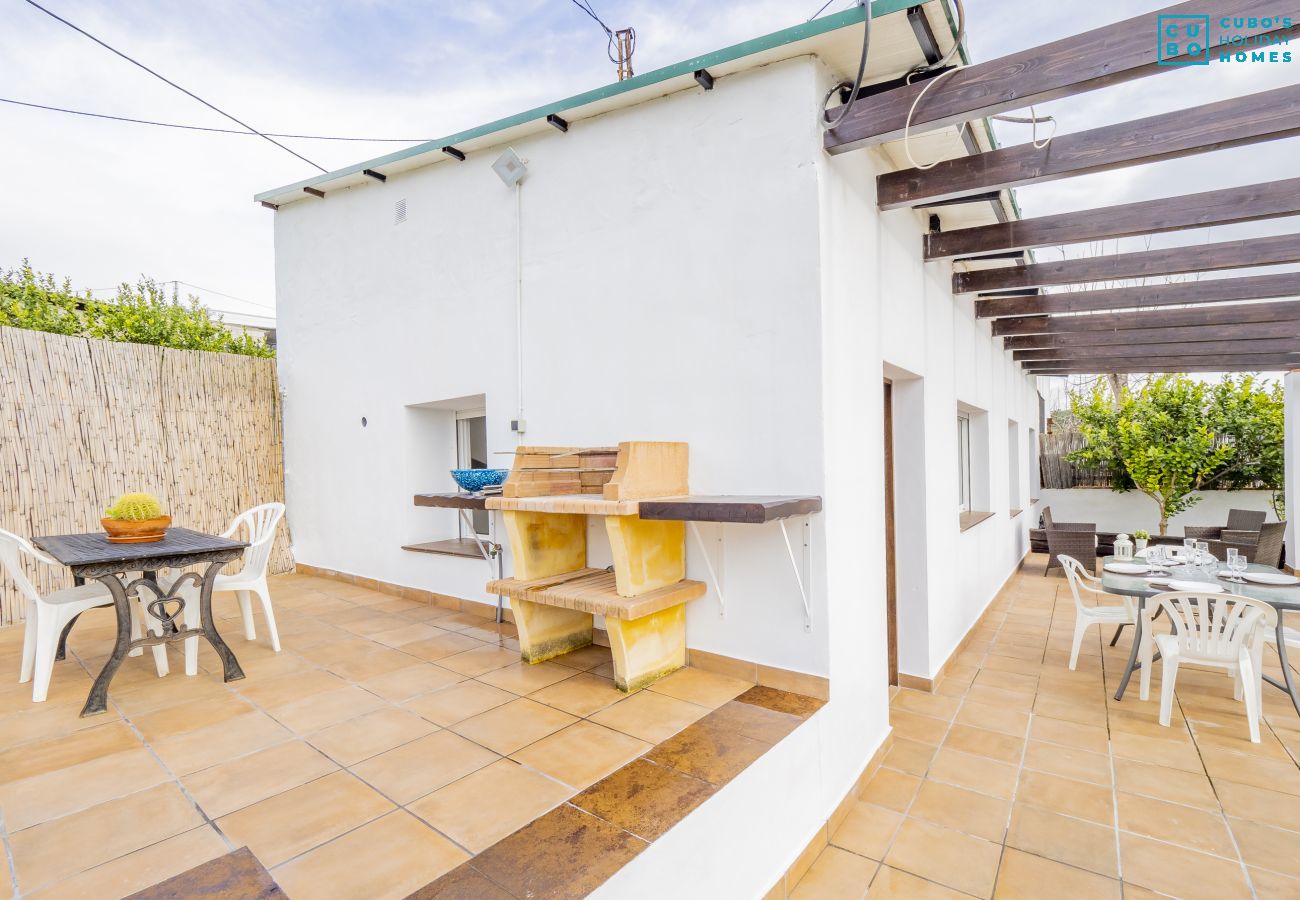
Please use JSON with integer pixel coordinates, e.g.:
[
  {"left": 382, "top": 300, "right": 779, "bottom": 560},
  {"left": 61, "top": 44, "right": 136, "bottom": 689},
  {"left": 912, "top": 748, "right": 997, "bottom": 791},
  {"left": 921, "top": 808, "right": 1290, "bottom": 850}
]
[
  {"left": 492, "top": 148, "right": 528, "bottom": 188},
  {"left": 361, "top": 417, "right": 368, "bottom": 427}
]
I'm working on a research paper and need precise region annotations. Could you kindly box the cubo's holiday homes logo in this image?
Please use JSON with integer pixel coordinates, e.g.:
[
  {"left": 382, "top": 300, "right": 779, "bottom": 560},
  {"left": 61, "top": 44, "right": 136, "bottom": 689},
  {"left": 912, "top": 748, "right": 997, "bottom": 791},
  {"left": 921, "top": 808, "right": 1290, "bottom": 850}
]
[{"left": 1157, "top": 13, "right": 1293, "bottom": 65}]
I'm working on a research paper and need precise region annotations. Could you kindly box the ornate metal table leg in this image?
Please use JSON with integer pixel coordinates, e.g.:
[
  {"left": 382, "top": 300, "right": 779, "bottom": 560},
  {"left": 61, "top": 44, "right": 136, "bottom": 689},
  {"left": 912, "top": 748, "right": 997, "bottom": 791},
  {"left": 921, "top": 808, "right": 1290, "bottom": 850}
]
[
  {"left": 81, "top": 576, "right": 134, "bottom": 717},
  {"left": 1114, "top": 597, "right": 1146, "bottom": 701},
  {"left": 199, "top": 559, "right": 245, "bottom": 683},
  {"left": 1272, "top": 616, "right": 1300, "bottom": 716},
  {"left": 55, "top": 611, "right": 87, "bottom": 661}
]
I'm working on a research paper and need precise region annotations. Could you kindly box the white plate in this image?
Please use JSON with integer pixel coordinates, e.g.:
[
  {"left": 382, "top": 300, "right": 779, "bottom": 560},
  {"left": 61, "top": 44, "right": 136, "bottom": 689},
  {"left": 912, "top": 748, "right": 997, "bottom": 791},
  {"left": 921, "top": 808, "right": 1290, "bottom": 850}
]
[
  {"left": 1104, "top": 562, "right": 1150, "bottom": 574},
  {"left": 1148, "top": 579, "right": 1224, "bottom": 593},
  {"left": 1240, "top": 571, "right": 1300, "bottom": 586}
]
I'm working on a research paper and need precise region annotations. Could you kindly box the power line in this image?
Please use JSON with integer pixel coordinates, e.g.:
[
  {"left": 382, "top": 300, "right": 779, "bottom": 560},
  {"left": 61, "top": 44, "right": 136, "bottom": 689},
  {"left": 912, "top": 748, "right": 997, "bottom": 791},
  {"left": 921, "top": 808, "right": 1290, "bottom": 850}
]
[
  {"left": 568, "top": 0, "right": 611, "bottom": 35},
  {"left": 19, "top": 0, "right": 328, "bottom": 173},
  {"left": 0, "top": 97, "right": 432, "bottom": 143}
]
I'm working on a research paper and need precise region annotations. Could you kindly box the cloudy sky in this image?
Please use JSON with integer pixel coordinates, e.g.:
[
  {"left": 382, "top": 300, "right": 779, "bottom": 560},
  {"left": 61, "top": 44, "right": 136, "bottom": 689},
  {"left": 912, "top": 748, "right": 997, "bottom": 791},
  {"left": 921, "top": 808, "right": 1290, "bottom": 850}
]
[{"left": 2, "top": 0, "right": 1296, "bottom": 323}]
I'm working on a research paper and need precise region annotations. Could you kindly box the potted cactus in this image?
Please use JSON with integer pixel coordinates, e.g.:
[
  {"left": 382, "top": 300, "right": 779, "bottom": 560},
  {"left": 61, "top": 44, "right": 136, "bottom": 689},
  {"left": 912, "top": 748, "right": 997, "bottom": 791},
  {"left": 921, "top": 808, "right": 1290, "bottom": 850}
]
[{"left": 102, "top": 493, "right": 171, "bottom": 543}]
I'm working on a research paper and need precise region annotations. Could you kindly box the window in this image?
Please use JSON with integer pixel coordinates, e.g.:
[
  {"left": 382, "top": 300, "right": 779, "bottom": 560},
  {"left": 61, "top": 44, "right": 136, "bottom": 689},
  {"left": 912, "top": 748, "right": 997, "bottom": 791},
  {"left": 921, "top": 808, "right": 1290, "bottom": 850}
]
[
  {"left": 456, "top": 408, "right": 489, "bottom": 536},
  {"left": 1007, "top": 420, "right": 1021, "bottom": 512},
  {"left": 957, "top": 413, "right": 972, "bottom": 514}
]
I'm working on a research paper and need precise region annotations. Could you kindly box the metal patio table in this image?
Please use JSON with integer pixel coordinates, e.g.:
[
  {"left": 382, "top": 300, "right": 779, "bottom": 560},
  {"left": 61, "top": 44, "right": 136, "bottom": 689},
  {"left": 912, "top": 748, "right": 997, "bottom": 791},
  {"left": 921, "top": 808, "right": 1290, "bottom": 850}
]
[
  {"left": 1102, "top": 555, "right": 1300, "bottom": 714},
  {"left": 32, "top": 527, "right": 248, "bottom": 717}
]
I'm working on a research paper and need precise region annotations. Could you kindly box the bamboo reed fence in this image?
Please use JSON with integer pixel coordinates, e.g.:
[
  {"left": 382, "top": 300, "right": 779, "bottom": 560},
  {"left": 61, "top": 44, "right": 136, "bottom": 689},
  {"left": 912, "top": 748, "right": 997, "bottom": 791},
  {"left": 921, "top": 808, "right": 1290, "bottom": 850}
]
[{"left": 0, "top": 327, "right": 292, "bottom": 626}]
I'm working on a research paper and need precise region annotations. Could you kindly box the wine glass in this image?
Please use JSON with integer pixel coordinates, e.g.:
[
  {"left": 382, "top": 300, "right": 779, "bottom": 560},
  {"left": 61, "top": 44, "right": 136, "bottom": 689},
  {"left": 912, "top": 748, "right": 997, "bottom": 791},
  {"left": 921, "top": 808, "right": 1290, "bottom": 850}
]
[
  {"left": 1225, "top": 548, "right": 1240, "bottom": 582},
  {"left": 1231, "top": 551, "right": 1249, "bottom": 583},
  {"left": 1183, "top": 537, "right": 1196, "bottom": 563},
  {"left": 1196, "top": 541, "right": 1213, "bottom": 574}
]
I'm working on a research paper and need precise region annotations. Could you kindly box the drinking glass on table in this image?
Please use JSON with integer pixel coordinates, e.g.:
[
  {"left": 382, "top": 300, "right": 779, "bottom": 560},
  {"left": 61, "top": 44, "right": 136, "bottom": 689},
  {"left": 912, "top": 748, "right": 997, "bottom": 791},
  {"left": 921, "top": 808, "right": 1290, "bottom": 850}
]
[
  {"left": 1230, "top": 551, "right": 1248, "bottom": 583},
  {"left": 1183, "top": 538, "right": 1197, "bottom": 562},
  {"left": 1196, "top": 541, "right": 1213, "bottom": 573},
  {"left": 1225, "top": 548, "right": 1241, "bottom": 582}
]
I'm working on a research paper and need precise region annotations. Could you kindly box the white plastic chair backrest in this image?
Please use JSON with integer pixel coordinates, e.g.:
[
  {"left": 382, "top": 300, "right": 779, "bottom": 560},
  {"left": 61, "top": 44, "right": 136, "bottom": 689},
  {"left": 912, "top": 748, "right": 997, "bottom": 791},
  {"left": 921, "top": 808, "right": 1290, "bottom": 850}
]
[
  {"left": 1059, "top": 555, "right": 1132, "bottom": 616},
  {"left": 0, "top": 528, "right": 58, "bottom": 606},
  {"left": 224, "top": 503, "right": 285, "bottom": 579},
  {"left": 1146, "top": 591, "right": 1276, "bottom": 662}
]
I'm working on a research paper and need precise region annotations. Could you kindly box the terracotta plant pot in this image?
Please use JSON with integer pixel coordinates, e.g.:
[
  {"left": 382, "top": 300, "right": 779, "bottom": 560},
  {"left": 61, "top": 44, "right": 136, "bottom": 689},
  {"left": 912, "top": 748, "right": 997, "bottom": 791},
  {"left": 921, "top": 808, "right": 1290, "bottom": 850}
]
[{"left": 101, "top": 515, "right": 171, "bottom": 544}]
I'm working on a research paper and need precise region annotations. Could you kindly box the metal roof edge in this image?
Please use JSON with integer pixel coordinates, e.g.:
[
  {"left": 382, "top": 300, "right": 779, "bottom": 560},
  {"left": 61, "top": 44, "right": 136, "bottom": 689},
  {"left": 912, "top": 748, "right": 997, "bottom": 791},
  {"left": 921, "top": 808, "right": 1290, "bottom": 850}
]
[{"left": 254, "top": 0, "right": 919, "bottom": 203}]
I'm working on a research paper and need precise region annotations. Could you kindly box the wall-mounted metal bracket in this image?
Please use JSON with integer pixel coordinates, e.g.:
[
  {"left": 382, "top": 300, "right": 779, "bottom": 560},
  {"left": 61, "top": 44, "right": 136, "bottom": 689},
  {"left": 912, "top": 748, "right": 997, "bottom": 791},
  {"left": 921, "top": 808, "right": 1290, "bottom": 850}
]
[
  {"left": 459, "top": 509, "right": 506, "bottom": 622},
  {"left": 779, "top": 516, "right": 814, "bottom": 631},
  {"left": 687, "top": 522, "right": 727, "bottom": 617}
]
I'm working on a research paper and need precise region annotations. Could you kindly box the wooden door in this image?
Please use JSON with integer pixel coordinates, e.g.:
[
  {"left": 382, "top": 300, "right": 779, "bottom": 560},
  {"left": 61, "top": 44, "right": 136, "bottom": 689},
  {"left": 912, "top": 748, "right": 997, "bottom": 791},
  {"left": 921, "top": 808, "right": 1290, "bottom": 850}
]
[{"left": 883, "top": 380, "right": 898, "bottom": 685}]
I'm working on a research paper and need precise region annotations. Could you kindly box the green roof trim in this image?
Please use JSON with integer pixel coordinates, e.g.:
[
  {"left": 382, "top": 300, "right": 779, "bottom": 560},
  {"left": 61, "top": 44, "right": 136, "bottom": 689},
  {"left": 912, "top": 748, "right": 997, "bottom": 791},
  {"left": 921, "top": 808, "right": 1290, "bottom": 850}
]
[{"left": 255, "top": 0, "right": 919, "bottom": 202}]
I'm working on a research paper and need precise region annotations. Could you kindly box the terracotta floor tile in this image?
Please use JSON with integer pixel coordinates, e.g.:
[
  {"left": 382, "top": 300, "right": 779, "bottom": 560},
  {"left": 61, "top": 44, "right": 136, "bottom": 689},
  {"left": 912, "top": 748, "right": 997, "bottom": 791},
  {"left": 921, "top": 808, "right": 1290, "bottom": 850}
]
[
  {"left": 1119, "top": 831, "right": 1253, "bottom": 900},
  {"left": 888, "top": 709, "right": 950, "bottom": 745},
  {"left": 1216, "top": 778, "right": 1300, "bottom": 832},
  {"left": 1110, "top": 730, "right": 1205, "bottom": 774},
  {"left": 0, "top": 747, "right": 170, "bottom": 831},
  {"left": 272, "top": 810, "right": 468, "bottom": 900},
  {"left": 10, "top": 783, "right": 204, "bottom": 891},
  {"left": 359, "top": 664, "right": 465, "bottom": 701},
  {"left": 1016, "top": 770, "right": 1115, "bottom": 825},
  {"left": 215, "top": 770, "right": 394, "bottom": 867},
  {"left": 149, "top": 710, "right": 290, "bottom": 776},
  {"left": 410, "top": 758, "right": 573, "bottom": 851},
  {"left": 468, "top": 803, "right": 647, "bottom": 898},
  {"left": 477, "top": 661, "right": 581, "bottom": 695},
  {"left": 880, "top": 738, "right": 937, "bottom": 777},
  {"left": 24, "top": 826, "right": 229, "bottom": 900},
  {"left": 1006, "top": 803, "right": 1118, "bottom": 877},
  {"left": 403, "top": 681, "right": 515, "bottom": 726},
  {"left": 437, "top": 645, "right": 521, "bottom": 677},
  {"left": 234, "top": 668, "right": 347, "bottom": 707},
  {"left": 352, "top": 729, "right": 499, "bottom": 804},
  {"left": 569, "top": 757, "right": 716, "bottom": 842},
  {"left": 866, "top": 865, "right": 969, "bottom": 898},
  {"left": 528, "top": 671, "right": 626, "bottom": 717},
  {"left": 368, "top": 622, "right": 454, "bottom": 648},
  {"left": 0, "top": 700, "right": 122, "bottom": 749},
  {"left": 550, "top": 643, "right": 615, "bottom": 671},
  {"left": 829, "top": 801, "right": 903, "bottom": 860},
  {"left": 183, "top": 739, "right": 338, "bottom": 818},
  {"left": 645, "top": 666, "right": 751, "bottom": 708},
  {"left": 1229, "top": 817, "right": 1300, "bottom": 880},
  {"left": 953, "top": 699, "right": 1030, "bottom": 737},
  {"left": 1113, "top": 758, "right": 1220, "bottom": 811},
  {"left": 399, "top": 632, "right": 487, "bottom": 662},
  {"left": 308, "top": 706, "right": 438, "bottom": 765},
  {"left": 512, "top": 721, "right": 651, "bottom": 790},
  {"left": 129, "top": 692, "right": 256, "bottom": 742},
  {"left": 0, "top": 721, "right": 140, "bottom": 785},
  {"left": 926, "top": 747, "right": 1019, "bottom": 801},
  {"left": 791, "top": 846, "right": 876, "bottom": 899},
  {"left": 407, "top": 864, "right": 515, "bottom": 899},
  {"left": 942, "top": 723, "right": 1025, "bottom": 766},
  {"left": 1248, "top": 865, "right": 1300, "bottom": 898},
  {"left": 907, "top": 779, "right": 1011, "bottom": 843},
  {"left": 450, "top": 697, "right": 578, "bottom": 755},
  {"left": 588, "top": 689, "right": 710, "bottom": 743},
  {"left": 891, "top": 689, "right": 960, "bottom": 721},
  {"left": 704, "top": 698, "right": 806, "bottom": 746},
  {"left": 1115, "top": 790, "right": 1235, "bottom": 858},
  {"left": 323, "top": 644, "right": 419, "bottom": 681},
  {"left": 965, "top": 684, "right": 1035, "bottom": 712},
  {"left": 1023, "top": 740, "right": 1112, "bottom": 786},
  {"left": 882, "top": 816, "right": 1002, "bottom": 897},
  {"left": 1205, "top": 747, "right": 1300, "bottom": 796},
  {"left": 994, "top": 847, "right": 1120, "bottom": 899}
]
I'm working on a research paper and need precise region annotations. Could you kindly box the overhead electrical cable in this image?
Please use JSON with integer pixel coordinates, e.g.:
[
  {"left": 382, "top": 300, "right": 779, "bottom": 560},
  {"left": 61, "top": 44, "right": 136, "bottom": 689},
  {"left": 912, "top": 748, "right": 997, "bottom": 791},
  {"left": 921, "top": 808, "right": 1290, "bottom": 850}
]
[
  {"left": 0, "top": 98, "right": 432, "bottom": 142},
  {"left": 19, "top": 0, "right": 328, "bottom": 172}
]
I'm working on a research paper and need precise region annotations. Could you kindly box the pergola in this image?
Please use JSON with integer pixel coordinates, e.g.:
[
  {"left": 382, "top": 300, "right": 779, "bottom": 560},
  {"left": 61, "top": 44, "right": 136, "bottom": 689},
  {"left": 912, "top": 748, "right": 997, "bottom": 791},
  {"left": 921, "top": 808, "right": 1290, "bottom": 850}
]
[{"left": 821, "top": 0, "right": 1300, "bottom": 564}]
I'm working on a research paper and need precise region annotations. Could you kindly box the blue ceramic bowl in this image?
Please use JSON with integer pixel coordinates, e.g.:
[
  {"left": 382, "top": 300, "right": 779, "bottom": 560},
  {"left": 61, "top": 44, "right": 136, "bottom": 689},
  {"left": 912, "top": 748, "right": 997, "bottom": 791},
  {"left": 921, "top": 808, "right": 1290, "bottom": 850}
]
[{"left": 450, "top": 468, "right": 509, "bottom": 493}]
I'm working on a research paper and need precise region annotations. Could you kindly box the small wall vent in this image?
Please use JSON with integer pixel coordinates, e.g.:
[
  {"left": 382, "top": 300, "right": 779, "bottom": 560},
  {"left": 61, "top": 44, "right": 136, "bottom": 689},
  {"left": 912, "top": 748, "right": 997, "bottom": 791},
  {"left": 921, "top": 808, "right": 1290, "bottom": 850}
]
[{"left": 394, "top": 198, "right": 407, "bottom": 224}]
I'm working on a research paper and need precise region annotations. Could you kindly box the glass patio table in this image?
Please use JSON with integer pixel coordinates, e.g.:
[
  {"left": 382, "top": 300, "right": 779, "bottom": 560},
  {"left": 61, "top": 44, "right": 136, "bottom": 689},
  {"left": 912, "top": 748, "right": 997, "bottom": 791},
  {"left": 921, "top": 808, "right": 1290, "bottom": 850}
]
[
  {"left": 32, "top": 527, "right": 248, "bottom": 717},
  {"left": 1102, "top": 555, "right": 1300, "bottom": 714}
]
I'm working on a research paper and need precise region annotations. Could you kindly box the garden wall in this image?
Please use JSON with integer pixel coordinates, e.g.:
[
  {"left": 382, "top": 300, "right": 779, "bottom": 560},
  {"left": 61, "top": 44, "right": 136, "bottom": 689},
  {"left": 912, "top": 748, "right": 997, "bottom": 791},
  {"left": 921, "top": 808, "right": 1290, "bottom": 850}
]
[
  {"left": 1034, "top": 488, "right": 1280, "bottom": 535},
  {"left": 0, "top": 326, "right": 291, "bottom": 625}
]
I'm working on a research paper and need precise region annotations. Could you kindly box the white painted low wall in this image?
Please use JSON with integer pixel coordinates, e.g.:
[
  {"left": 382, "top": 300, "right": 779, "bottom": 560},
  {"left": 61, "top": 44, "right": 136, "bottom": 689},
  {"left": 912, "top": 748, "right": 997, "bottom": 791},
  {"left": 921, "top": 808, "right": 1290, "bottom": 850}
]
[{"left": 1035, "top": 488, "right": 1280, "bottom": 535}]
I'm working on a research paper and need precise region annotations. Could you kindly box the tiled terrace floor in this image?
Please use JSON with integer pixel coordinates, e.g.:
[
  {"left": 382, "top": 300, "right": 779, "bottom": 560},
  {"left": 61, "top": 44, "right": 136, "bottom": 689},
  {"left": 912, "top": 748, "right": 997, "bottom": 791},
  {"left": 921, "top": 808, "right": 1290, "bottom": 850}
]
[
  {"left": 792, "top": 552, "right": 1300, "bottom": 899},
  {"left": 0, "top": 572, "right": 761, "bottom": 899}
]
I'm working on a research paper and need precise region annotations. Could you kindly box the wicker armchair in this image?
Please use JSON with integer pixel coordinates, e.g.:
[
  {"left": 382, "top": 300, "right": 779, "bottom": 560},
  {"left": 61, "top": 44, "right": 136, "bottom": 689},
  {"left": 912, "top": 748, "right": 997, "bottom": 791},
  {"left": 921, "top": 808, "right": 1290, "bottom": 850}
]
[
  {"left": 1184, "top": 509, "right": 1267, "bottom": 541},
  {"left": 1045, "top": 523, "right": 1099, "bottom": 576},
  {"left": 1207, "top": 521, "right": 1286, "bottom": 568}
]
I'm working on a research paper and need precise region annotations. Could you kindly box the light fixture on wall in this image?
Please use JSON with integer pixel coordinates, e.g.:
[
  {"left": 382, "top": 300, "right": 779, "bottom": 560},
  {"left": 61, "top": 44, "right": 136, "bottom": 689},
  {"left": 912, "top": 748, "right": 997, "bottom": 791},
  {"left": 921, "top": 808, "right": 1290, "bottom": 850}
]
[{"left": 491, "top": 148, "right": 528, "bottom": 188}]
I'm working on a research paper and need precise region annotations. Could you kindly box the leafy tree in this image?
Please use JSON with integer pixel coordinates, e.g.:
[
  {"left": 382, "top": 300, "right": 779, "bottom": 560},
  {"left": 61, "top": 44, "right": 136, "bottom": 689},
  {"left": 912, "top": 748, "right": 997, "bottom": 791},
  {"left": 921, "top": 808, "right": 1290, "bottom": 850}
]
[
  {"left": 0, "top": 262, "right": 273, "bottom": 358},
  {"left": 1066, "top": 375, "right": 1282, "bottom": 534}
]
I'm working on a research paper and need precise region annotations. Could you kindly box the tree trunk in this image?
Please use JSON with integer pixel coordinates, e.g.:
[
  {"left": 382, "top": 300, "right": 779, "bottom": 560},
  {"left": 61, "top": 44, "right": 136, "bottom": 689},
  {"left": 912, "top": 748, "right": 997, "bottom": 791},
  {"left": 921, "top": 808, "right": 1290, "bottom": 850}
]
[{"left": 1159, "top": 511, "right": 1169, "bottom": 536}]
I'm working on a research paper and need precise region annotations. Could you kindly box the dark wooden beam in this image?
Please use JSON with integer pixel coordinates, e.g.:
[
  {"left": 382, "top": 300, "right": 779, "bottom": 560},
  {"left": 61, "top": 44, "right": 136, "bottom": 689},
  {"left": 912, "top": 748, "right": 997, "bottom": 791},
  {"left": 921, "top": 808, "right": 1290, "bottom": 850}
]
[
  {"left": 1025, "top": 354, "right": 1300, "bottom": 373},
  {"left": 1004, "top": 318, "right": 1300, "bottom": 350},
  {"left": 993, "top": 298, "right": 1300, "bottom": 337},
  {"left": 977, "top": 272, "right": 1300, "bottom": 318},
  {"left": 1015, "top": 337, "right": 1300, "bottom": 362},
  {"left": 824, "top": 0, "right": 1300, "bottom": 153},
  {"left": 927, "top": 178, "right": 1300, "bottom": 261},
  {"left": 302, "top": 187, "right": 325, "bottom": 198},
  {"left": 956, "top": 233, "right": 1300, "bottom": 294},
  {"left": 880, "top": 85, "right": 1300, "bottom": 210}
]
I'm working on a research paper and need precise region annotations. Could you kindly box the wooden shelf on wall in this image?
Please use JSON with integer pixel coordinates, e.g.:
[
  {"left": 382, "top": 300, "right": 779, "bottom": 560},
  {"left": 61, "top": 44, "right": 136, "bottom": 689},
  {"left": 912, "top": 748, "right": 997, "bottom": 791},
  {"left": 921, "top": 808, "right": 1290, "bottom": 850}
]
[
  {"left": 637, "top": 495, "right": 822, "bottom": 524},
  {"left": 401, "top": 539, "right": 487, "bottom": 559},
  {"left": 487, "top": 568, "right": 706, "bottom": 620},
  {"left": 413, "top": 492, "right": 488, "bottom": 510}
]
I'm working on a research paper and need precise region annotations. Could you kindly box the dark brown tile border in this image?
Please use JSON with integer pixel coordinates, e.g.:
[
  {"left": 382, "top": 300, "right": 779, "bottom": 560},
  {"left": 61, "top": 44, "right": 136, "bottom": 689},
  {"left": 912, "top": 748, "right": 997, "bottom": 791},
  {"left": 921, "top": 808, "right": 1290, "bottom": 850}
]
[
  {"left": 125, "top": 847, "right": 284, "bottom": 900},
  {"left": 409, "top": 687, "right": 826, "bottom": 899}
]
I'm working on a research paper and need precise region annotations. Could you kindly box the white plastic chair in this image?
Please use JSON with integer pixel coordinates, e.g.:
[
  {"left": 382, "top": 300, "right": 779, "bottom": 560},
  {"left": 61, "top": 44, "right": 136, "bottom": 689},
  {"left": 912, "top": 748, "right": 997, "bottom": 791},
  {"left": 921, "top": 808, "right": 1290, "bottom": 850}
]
[
  {"left": 1139, "top": 591, "right": 1275, "bottom": 742},
  {"left": 1060, "top": 554, "right": 1137, "bottom": 670},
  {"left": 1, "top": 528, "right": 169, "bottom": 701},
  {"left": 162, "top": 503, "right": 285, "bottom": 674}
]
